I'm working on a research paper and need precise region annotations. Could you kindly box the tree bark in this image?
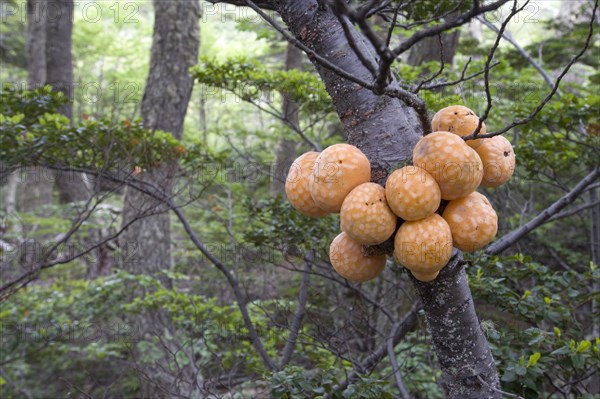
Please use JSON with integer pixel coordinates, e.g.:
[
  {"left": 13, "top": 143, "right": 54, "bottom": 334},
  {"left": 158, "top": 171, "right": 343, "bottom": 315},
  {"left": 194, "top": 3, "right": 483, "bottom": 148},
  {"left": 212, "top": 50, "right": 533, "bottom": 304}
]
[
  {"left": 277, "top": 2, "right": 422, "bottom": 182},
  {"left": 45, "top": 0, "right": 88, "bottom": 203},
  {"left": 27, "top": 0, "right": 46, "bottom": 89},
  {"left": 271, "top": 43, "right": 303, "bottom": 195},
  {"left": 9, "top": 1, "right": 54, "bottom": 217},
  {"left": 120, "top": 1, "right": 201, "bottom": 396},
  {"left": 121, "top": 0, "right": 200, "bottom": 276},
  {"left": 411, "top": 253, "right": 500, "bottom": 397},
  {"left": 275, "top": 1, "right": 500, "bottom": 396},
  {"left": 407, "top": 31, "right": 460, "bottom": 67},
  {"left": 45, "top": 0, "right": 73, "bottom": 120}
]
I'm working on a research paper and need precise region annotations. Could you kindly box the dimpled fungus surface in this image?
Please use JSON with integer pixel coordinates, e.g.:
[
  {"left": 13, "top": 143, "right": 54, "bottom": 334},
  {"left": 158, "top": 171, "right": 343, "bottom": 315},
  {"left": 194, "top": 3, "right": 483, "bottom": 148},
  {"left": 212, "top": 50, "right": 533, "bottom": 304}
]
[
  {"left": 309, "top": 144, "right": 371, "bottom": 213},
  {"left": 410, "top": 270, "right": 440, "bottom": 282},
  {"left": 431, "top": 105, "right": 486, "bottom": 149},
  {"left": 340, "top": 183, "right": 397, "bottom": 245},
  {"left": 285, "top": 152, "right": 329, "bottom": 217},
  {"left": 412, "top": 132, "right": 484, "bottom": 200},
  {"left": 442, "top": 191, "right": 498, "bottom": 252},
  {"left": 329, "top": 232, "right": 387, "bottom": 282},
  {"left": 475, "top": 135, "right": 516, "bottom": 187},
  {"left": 385, "top": 166, "right": 441, "bottom": 221},
  {"left": 393, "top": 213, "right": 453, "bottom": 274}
]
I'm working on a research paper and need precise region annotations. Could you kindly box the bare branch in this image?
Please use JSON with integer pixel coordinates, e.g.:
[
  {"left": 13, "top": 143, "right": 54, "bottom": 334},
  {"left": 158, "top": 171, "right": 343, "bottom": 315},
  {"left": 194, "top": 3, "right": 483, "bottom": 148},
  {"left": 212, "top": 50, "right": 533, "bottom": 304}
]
[
  {"left": 392, "top": 0, "right": 510, "bottom": 55},
  {"left": 387, "top": 334, "right": 411, "bottom": 399},
  {"left": 476, "top": 0, "right": 530, "bottom": 137},
  {"left": 546, "top": 199, "right": 600, "bottom": 223},
  {"left": 417, "top": 59, "right": 501, "bottom": 92},
  {"left": 412, "top": 34, "right": 447, "bottom": 93},
  {"left": 476, "top": 16, "right": 557, "bottom": 94},
  {"left": 280, "top": 250, "right": 313, "bottom": 366},
  {"left": 487, "top": 167, "right": 600, "bottom": 255},
  {"left": 326, "top": 303, "right": 420, "bottom": 396}
]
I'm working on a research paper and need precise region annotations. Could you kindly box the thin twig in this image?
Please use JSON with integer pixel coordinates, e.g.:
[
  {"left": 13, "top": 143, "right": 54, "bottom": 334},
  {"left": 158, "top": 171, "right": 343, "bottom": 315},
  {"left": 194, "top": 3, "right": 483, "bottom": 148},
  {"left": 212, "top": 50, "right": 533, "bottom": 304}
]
[
  {"left": 280, "top": 250, "right": 313, "bottom": 366},
  {"left": 464, "top": 0, "right": 598, "bottom": 140},
  {"left": 477, "top": 16, "right": 557, "bottom": 95}
]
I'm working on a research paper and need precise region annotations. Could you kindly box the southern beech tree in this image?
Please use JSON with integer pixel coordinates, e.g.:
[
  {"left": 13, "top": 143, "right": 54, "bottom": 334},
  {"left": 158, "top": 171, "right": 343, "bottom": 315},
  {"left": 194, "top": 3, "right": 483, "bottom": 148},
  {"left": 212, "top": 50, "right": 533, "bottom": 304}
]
[
  {"left": 205, "top": 0, "right": 597, "bottom": 396},
  {"left": 245, "top": 1, "right": 497, "bottom": 395},
  {"left": 1, "top": 0, "right": 599, "bottom": 398}
]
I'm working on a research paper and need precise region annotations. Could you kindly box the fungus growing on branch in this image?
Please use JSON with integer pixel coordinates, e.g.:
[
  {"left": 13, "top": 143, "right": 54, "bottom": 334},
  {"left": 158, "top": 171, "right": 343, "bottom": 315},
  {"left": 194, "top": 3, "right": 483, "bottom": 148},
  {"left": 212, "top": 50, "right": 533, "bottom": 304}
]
[
  {"left": 285, "top": 151, "right": 329, "bottom": 217},
  {"left": 340, "top": 182, "right": 397, "bottom": 245},
  {"left": 309, "top": 144, "right": 371, "bottom": 213},
  {"left": 475, "top": 135, "right": 516, "bottom": 187},
  {"left": 329, "top": 232, "right": 386, "bottom": 282},
  {"left": 442, "top": 191, "right": 498, "bottom": 252},
  {"left": 393, "top": 214, "right": 453, "bottom": 279},
  {"left": 385, "top": 165, "right": 441, "bottom": 221},
  {"left": 432, "top": 105, "right": 486, "bottom": 149},
  {"left": 413, "top": 132, "right": 484, "bottom": 200}
]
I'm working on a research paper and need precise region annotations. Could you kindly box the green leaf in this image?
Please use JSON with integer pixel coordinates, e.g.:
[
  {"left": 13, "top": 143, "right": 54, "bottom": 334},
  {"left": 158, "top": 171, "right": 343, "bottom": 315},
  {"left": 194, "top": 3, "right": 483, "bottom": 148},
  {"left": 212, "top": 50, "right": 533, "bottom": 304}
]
[
  {"left": 527, "top": 352, "right": 541, "bottom": 367},
  {"left": 576, "top": 340, "right": 591, "bottom": 353}
]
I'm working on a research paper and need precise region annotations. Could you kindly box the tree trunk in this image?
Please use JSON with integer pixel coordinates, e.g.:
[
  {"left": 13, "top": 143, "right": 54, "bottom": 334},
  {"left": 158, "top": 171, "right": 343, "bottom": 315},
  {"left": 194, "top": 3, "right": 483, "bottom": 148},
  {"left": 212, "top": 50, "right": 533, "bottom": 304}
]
[
  {"left": 271, "top": 43, "right": 303, "bottom": 196},
  {"left": 120, "top": 1, "right": 201, "bottom": 396},
  {"left": 278, "top": 3, "right": 422, "bottom": 182},
  {"left": 45, "top": 0, "right": 88, "bottom": 203},
  {"left": 276, "top": 2, "right": 500, "bottom": 396},
  {"left": 407, "top": 11, "right": 461, "bottom": 69},
  {"left": 121, "top": 0, "right": 200, "bottom": 276},
  {"left": 45, "top": 0, "right": 73, "bottom": 120},
  {"left": 26, "top": 0, "right": 52, "bottom": 205},
  {"left": 22, "top": 0, "right": 53, "bottom": 211},
  {"left": 27, "top": 0, "right": 46, "bottom": 89},
  {"left": 590, "top": 186, "right": 600, "bottom": 393},
  {"left": 406, "top": 31, "right": 461, "bottom": 67},
  {"left": 8, "top": 1, "right": 54, "bottom": 218}
]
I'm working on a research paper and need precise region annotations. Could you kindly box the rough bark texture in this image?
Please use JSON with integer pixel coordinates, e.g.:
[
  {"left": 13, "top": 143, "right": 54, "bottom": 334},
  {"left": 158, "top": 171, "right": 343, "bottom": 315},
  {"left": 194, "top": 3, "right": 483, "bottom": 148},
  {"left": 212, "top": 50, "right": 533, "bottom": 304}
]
[
  {"left": 27, "top": 0, "right": 46, "bottom": 89},
  {"left": 590, "top": 187, "right": 600, "bottom": 393},
  {"left": 275, "top": 1, "right": 500, "bottom": 396},
  {"left": 120, "top": 2, "right": 201, "bottom": 396},
  {"left": 271, "top": 43, "right": 303, "bottom": 195},
  {"left": 407, "top": 31, "right": 461, "bottom": 67},
  {"left": 46, "top": 0, "right": 88, "bottom": 203},
  {"left": 411, "top": 254, "right": 500, "bottom": 397},
  {"left": 277, "top": 2, "right": 422, "bottom": 183},
  {"left": 14, "top": 0, "right": 55, "bottom": 212},
  {"left": 121, "top": 0, "right": 200, "bottom": 277},
  {"left": 45, "top": 0, "right": 73, "bottom": 120}
]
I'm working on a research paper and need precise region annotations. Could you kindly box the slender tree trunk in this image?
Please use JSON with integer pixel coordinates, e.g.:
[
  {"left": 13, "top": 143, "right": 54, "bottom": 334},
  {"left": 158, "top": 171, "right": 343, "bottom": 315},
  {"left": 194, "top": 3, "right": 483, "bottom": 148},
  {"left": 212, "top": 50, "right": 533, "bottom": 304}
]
[
  {"left": 590, "top": 186, "right": 600, "bottom": 393},
  {"left": 121, "top": 0, "right": 200, "bottom": 276},
  {"left": 120, "top": 1, "right": 201, "bottom": 396},
  {"left": 27, "top": 0, "right": 46, "bottom": 89},
  {"left": 276, "top": 2, "right": 500, "bottom": 396},
  {"left": 271, "top": 43, "right": 303, "bottom": 196},
  {"left": 45, "top": 0, "right": 88, "bottom": 203},
  {"left": 407, "top": 31, "right": 460, "bottom": 67},
  {"left": 5, "top": 1, "right": 54, "bottom": 224},
  {"left": 20, "top": 0, "right": 54, "bottom": 211}
]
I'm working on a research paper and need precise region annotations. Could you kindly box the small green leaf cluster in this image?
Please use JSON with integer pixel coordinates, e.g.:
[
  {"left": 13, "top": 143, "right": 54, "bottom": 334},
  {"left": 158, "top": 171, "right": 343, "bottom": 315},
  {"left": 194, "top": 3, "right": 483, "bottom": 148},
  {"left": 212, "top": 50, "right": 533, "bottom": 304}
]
[
  {"left": 192, "top": 57, "right": 334, "bottom": 116},
  {"left": 468, "top": 255, "right": 599, "bottom": 398}
]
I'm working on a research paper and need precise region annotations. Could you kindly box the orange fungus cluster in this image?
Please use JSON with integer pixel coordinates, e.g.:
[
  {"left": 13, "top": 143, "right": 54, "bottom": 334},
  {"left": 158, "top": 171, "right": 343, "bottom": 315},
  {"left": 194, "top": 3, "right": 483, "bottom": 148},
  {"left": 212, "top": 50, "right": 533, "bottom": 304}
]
[{"left": 285, "top": 105, "right": 516, "bottom": 283}]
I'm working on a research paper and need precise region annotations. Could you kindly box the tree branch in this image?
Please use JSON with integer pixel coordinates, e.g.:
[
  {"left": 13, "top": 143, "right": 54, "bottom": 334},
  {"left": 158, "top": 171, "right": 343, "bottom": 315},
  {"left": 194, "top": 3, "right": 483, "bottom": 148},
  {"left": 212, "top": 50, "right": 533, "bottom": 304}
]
[
  {"left": 280, "top": 250, "right": 313, "bottom": 367},
  {"left": 326, "top": 303, "right": 420, "bottom": 396},
  {"left": 487, "top": 167, "right": 600, "bottom": 255}
]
